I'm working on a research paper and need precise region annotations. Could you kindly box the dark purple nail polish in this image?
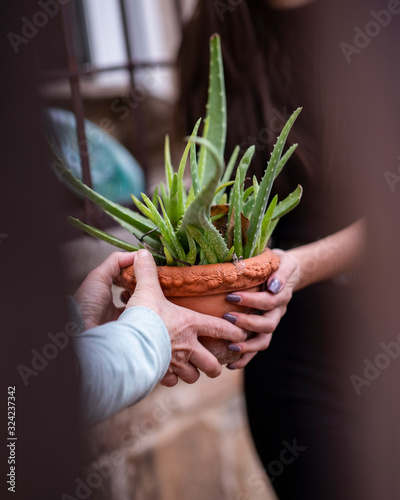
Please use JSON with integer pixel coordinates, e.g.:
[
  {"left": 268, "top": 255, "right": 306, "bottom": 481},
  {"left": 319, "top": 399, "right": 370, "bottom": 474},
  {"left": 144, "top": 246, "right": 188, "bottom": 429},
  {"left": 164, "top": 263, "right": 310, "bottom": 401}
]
[
  {"left": 226, "top": 294, "right": 241, "bottom": 304},
  {"left": 226, "top": 365, "right": 237, "bottom": 370},
  {"left": 267, "top": 278, "right": 281, "bottom": 294},
  {"left": 227, "top": 344, "right": 241, "bottom": 352},
  {"left": 223, "top": 313, "right": 237, "bottom": 324}
]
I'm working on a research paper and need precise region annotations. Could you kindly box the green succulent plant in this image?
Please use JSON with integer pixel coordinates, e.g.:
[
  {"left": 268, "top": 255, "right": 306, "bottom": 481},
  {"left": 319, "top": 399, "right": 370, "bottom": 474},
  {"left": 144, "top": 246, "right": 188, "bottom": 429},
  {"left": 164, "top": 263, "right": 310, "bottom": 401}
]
[{"left": 57, "top": 34, "right": 302, "bottom": 266}]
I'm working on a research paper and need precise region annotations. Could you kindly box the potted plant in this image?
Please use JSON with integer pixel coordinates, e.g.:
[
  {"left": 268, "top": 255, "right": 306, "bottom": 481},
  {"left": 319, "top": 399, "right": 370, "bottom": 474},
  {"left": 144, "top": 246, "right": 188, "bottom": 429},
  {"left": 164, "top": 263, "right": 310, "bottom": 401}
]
[{"left": 55, "top": 34, "right": 302, "bottom": 364}]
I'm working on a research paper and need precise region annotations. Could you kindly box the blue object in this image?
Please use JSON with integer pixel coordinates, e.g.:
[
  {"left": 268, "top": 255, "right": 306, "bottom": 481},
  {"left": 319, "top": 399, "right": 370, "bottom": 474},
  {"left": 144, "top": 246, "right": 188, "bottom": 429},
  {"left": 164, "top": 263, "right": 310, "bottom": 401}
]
[{"left": 44, "top": 108, "right": 145, "bottom": 204}]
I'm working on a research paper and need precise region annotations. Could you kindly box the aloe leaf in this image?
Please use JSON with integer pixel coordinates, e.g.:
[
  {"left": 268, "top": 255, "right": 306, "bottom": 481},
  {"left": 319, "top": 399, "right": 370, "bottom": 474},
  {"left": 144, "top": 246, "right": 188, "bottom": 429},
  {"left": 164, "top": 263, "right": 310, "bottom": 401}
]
[
  {"left": 179, "top": 136, "right": 224, "bottom": 236},
  {"left": 253, "top": 176, "right": 259, "bottom": 198},
  {"left": 185, "top": 229, "right": 197, "bottom": 265},
  {"left": 243, "top": 177, "right": 258, "bottom": 217},
  {"left": 204, "top": 35, "right": 227, "bottom": 178},
  {"left": 189, "top": 143, "right": 200, "bottom": 198},
  {"left": 214, "top": 145, "right": 240, "bottom": 204},
  {"left": 157, "top": 196, "right": 187, "bottom": 261},
  {"left": 55, "top": 161, "right": 157, "bottom": 238},
  {"left": 131, "top": 194, "right": 155, "bottom": 222},
  {"left": 163, "top": 244, "right": 175, "bottom": 265},
  {"left": 243, "top": 185, "right": 254, "bottom": 202},
  {"left": 187, "top": 225, "right": 218, "bottom": 264},
  {"left": 151, "top": 185, "right": 159, "bottom": 210},
  {"left": 159, "top": 181, "right": 170, "bottom": 214},
  {"left": 263, "top": 219, "right": 279, "bottom": 248},
  {"left": 164, "top": 135, "right": 174, "bottom": 193},
  {"left": 178, "top": 136, "right": 230, "bottom": 262},
  {"left": 189, "top": 119, "right": 202, "bottom": 200},
  {"left": 244, "top": 108, "right": 301, "bottom": 258},
  {"left": 274, "top": 143, "right": 298, "bottom": 180},
  {"left": 137, "top": 193, "right": 181, "bottom": 260},
  {"left": 257, "top": 195, "right": 278, "bottom": 253},
  {"left": 227, "top": 146, "right": 255, "bottom": 257},
  {"left": 272, "top": 185, "right": 303, "bottom": 220},
  {"left": 243, "top": 197, "right": 254, "bottom": 219},
  {"left": 221, "top": 145, "right": 240, "bottom": 185},
  {"left": 219, "top": 193, "right": 228, "bottom": 205},
  {"left": 223, "top": 246, "right": 235, "bottom": 262},
  {"left": 214, "top": 180, "right": 235, "bottom": 198},
  {"left": 197, "top": 34, "right": 226, "bottom": 187},
  {"left": 197, "top": 116, "right": 209, "bottom": 184},
  {"left": 227, "top": 145, "right": 255, "bottom": 228},
  {"left": 175, "top": 119, "right": 201, "bottom": 217},
  {"left": 169, "top": 173, "right": 180, "bottom": 228},
  {"left": 68, "top": 217, "right": 139, "bottom": 253},
  {"left": 141, "top": 194, "right": 186, "bottom": 262}
]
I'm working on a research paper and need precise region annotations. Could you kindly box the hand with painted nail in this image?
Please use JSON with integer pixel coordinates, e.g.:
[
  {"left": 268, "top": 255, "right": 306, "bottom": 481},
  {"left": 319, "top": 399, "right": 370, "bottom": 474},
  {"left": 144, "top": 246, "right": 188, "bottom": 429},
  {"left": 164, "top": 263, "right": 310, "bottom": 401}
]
[
  {"left": 222, "top": 249, "right": 301, "bottom": 369},
  {"left": 74, "top": 251, "right": 136, "bottom": 330},
  {"left": 126, "top": 250, "right": 247, "bottom": 386}
]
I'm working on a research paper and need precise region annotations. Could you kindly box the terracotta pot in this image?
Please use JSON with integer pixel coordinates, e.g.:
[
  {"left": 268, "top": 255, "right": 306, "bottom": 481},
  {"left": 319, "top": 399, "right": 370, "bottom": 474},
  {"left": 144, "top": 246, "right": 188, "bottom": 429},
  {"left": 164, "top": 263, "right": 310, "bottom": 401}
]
[{"left": 115, "top": 248, "right": 280, "bottom": 364}]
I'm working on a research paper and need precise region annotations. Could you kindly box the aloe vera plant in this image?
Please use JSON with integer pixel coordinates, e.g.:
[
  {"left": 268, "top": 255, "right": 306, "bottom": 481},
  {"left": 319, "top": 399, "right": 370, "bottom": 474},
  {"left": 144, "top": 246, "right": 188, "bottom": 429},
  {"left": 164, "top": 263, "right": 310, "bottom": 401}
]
[{"left": 58, "top": 34, "right": 302, "bottom": 266}]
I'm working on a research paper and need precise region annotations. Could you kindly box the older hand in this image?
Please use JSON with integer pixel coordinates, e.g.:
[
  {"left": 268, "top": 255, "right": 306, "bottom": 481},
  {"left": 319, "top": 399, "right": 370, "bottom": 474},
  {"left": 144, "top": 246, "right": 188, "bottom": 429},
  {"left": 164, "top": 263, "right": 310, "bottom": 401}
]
[
  {"left": 222, "top": 249, "right": 301, "bottom": 369},
  {"left": 74, "top": 252, "right": 136, "bottom": 330},
  {"left": 127, "top": 250, "right": 247, "bottom": 386}
]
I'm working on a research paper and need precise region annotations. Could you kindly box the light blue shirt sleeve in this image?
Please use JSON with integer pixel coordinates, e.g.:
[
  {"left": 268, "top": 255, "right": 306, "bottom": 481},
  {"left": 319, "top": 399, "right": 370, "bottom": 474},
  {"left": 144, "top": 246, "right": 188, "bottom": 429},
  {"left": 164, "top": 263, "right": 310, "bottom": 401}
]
[{"left": 73, "top": 306, "right": 171, "bottom": 428}]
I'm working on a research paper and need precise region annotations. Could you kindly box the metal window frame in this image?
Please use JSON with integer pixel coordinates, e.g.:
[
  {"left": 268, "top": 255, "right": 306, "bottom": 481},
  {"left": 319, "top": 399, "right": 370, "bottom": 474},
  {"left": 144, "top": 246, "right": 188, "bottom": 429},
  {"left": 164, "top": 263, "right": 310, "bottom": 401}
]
[{"left": 42, "top": 0, "right": 182, "bottom": 223}]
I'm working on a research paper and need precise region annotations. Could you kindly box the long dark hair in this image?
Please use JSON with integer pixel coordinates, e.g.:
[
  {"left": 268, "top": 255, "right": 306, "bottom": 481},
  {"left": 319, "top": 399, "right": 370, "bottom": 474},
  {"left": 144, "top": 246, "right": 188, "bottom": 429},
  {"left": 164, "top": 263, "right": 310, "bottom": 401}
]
[{"left": 176, "top": 0, "right": 322, "bottom": 192}]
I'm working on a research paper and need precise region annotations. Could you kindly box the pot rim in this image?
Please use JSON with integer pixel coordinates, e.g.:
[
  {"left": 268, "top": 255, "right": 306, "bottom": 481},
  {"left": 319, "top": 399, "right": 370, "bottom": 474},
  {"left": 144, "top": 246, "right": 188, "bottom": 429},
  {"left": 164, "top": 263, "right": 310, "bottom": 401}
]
[{"left": 115, "top": 248, "right": 280, "bottom": 297}]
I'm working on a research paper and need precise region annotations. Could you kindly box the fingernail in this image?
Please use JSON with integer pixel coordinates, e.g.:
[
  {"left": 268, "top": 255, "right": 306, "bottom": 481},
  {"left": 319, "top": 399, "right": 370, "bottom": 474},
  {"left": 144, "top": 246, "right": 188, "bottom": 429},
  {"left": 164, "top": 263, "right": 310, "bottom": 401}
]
[
  {"left": 226, "top": 294, "right": 241, "bottom": 304},
  {"left": 267, "top": 278, "right": 281, "bottom": 294},
  {"left": 223, "top": 313, "right": 237, "bottom": 324},
  {"left": 227, "top": 344, "right": 241, "bottom": 352},
  {"left": 137, "top": 249, "right": 150, "bottom": 259},
  {"left": 226, "top": 365, "right": 237, "bottom": 370}
]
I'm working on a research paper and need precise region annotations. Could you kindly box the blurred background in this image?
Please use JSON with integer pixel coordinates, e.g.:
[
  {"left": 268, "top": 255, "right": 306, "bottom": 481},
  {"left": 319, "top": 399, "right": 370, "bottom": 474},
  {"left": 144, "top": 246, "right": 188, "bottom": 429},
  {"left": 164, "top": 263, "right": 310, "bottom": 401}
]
[{"left": 1, "top": 1, "right": 399, "bottom": 499}]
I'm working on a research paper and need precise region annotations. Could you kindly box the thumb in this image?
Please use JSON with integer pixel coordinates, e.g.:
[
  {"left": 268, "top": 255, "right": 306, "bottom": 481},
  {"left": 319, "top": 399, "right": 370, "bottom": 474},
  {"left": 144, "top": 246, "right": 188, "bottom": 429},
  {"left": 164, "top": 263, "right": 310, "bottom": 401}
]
[
  {"left": 126, "top": 249, "right": 163, "bottom": 309},
  {"left": 265, "top": 249, "right": 297, "bottom": 294}
]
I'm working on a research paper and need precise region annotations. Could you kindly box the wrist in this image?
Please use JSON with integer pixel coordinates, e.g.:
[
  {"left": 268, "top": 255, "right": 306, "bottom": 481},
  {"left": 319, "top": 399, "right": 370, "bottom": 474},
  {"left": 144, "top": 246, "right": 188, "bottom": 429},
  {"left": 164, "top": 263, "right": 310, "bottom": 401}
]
[{"left": 286, "top": 248, "right": 307, "bottom": 292}]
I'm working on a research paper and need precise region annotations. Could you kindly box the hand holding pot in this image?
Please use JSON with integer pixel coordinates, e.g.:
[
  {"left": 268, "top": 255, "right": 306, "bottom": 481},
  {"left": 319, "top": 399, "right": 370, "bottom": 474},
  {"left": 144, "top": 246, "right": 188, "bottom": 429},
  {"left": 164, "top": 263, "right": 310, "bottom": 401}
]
[
  {"left": 126, "top": 249, "right": 247, "bottom": 387},
  {"left": 74, "top": 251, "right": 136, "bottom": 330},
  {"left": 224, "top": 249, "right": 300, "bottom": 369}
]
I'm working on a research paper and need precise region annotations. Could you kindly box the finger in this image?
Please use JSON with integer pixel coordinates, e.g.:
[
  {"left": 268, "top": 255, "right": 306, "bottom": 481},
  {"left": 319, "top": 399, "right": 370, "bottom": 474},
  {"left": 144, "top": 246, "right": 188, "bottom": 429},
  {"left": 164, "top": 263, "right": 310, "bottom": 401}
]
[
  {"left": 193, "top": 314, "right": 247, "bottom": 343},
  {"left": 95, "top": 251, "right": 136, "bottom": 286},
  {"left": 229, "top": 332, "right": 273, "bottom": 355},
  {"left": 225, "top": 287, "right": 291, "bottom": 311},
  {"left": 227, "top": 352, "right": 257, "bottom": 370},
  {"left": 223, "top": 307, "right": 284, "bottom": 334},
  {"left": 160, "top": 373, "right": 179, "bottom": 387},
  {"left": 127, "top": 249, "right": 163, "bottom": 307},
  {"left": 190, "top": 344, "right": 222, "bottom": 379},
  {"left": 174, "top": 363, "right": 200, "bottom": 385}
]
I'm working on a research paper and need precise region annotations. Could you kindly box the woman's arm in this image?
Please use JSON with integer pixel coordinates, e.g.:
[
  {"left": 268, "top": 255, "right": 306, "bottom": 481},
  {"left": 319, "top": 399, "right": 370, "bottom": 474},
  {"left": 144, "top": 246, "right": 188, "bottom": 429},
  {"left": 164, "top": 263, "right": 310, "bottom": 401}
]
[
  {"left": 222, "top": 218, "right": 366, "bottom": 369},
  {"left": 288, "top": 218, "right": 366, "bottom": 292}
]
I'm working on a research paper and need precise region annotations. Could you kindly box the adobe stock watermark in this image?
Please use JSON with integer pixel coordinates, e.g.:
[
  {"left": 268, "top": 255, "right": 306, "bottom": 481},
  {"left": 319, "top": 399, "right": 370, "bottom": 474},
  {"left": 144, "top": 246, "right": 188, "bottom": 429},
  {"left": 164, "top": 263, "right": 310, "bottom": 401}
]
[
  {"left": 350, "top": 333, "right": 400, "bottom": 395},
  {"left": 212, "top": 0, "right": 244, "bottom": 22},
  {"left": 238, "top": 107, "right": 292, "bottom": 156},
  {"left": 0, "top": 233, "right": 9, "bottom": 244},
  {"left": 7, "top": 0, "right": 71, "bottom": 55},
  {"left": 340, "top": 1, "right": 400, "bottom": 64},
  {"left": 384, "top": 155, "right": 400, "bottom": 193},
  {"left": 120, "top": 396, "right": 180, "bottom": 453},
  {"left": 61, "top": 450, "right": 125, "bottom": 500},
  {"left": 50, "top": 65, "right": 164, "bottom": 179},
  {"left": 61, "top": 397, "right": 179, "bottom": 499},
  {"left": 235, "top": 439, "right": 306, "bottom": 499},
  {"left": 17, "top": 320, "right": 80, "bottom": 386}
]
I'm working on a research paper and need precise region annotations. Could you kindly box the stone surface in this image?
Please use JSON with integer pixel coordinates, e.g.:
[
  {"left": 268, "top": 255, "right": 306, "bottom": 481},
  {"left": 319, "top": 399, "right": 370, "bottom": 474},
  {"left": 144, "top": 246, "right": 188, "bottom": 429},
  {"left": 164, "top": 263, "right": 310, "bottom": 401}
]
[{"left": 81, "top": 369, "right": 276, "bottom": 500}]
